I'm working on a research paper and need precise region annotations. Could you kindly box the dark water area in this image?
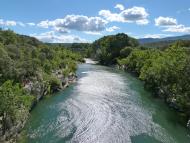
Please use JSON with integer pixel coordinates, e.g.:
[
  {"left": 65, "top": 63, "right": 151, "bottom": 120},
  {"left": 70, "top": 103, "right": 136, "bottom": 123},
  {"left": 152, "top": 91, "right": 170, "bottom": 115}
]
[{"left": 24, "top": 62, "right": 190, "bottom": 143}]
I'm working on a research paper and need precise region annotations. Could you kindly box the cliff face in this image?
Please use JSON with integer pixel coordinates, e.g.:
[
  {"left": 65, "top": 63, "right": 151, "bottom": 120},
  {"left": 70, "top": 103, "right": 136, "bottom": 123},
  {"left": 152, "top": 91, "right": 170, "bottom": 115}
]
[
  {"left": 0, "top": 71, "right": 77, "bottom": 143},
  {"left": 24, "top": 81, "right": 48, "bottom": 101},
  {"left": 0, "top": 109, "right": 28, "bottom": 143},
  {"left": 52, "top": 70, "right": 77, "bottom": 90}
]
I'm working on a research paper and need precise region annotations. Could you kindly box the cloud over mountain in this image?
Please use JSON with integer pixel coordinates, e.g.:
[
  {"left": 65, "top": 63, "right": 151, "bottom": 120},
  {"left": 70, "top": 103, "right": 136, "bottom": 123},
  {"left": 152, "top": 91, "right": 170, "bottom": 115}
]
[
  {"left": 155, "top": 17, "right": 177, "bottom": 26},
  {"left": 163, "top": 24, "right": 190, "bottom": 33},
  {"left": 155, "top": 16, "right": 190, "bottom": 33},
  {"left": 31, "top": 31, "right": 88, "bottom": 43}
]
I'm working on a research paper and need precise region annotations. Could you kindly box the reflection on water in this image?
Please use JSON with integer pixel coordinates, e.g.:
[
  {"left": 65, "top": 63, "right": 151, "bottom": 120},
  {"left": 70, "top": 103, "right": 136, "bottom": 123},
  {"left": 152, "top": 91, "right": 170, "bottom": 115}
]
[{"left": 24, "top": 63, "right": 190, "bottom": 143}]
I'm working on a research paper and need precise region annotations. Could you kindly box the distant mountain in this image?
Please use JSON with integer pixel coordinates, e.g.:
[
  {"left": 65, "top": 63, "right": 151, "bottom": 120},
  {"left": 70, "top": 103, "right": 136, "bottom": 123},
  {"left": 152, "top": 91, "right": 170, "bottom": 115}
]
[{"left": 138, "top": 35, "right": 190, "bottom": 44}]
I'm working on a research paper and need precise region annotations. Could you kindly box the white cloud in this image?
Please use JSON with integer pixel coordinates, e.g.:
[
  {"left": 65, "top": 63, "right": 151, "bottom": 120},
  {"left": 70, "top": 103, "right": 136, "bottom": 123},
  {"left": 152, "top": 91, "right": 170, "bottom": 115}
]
[
  {"left": 106, "top": 26, "right": 120, "bottom": 32},
  {"left": 17, "top": 22, "right": 25, "bottom": 27},
  {"left": 115, "top": 4, "right": 125, "bottom": 11},
  {"left": 37, "top": 15, "right": 108, "bottom": 32},
  {"left": 125, "top": 32, "right": 132, "bottom": 35},
  {"left": 53, "top": 27, "right": 70, "bottom": 34},
  {"left": 143, "top": 34, "right": 172, "bottom": 38},
  {"left": 188, "top": 8, "right": 190, "bottom": 11},
  {"left": 0, "top": 19, "right": 28, "bottom": 27},
  {"left": 0, "top": 19, "right": 36, "bottom": 27},
  {"left": 84, "top": 31, "right": 102, "bottom": 35},
  {"left": 0, "top": 19, "right": 17, "bottom": 26},
  {"left": 99, "top": 10, "right": 124, "bottom": 22},
  {"left": 155, "top": 16, "right": 177, "bottom": 26},
  {"left": 27, "top": 22, "right": 35, "bottom": 26},
  {"left": 5, "top": 20, "right": 17, "bottom": 26},
  {"left": 121, "top": 7, "right": 149, "bottom": 22},
  {"left": 163, "top": 24, "right": 190, "bottom": 33},
  {"left": 136, "top": 19, "right": 149, "bottom": 25},
  {"left": 31, "top": 31, "right": 88, "bottom": 43},
  {"left": 0, "top": 19, "right": 4, "bottom": 25},
  {"left": 99, "top": 6, "right": 149, "bottom": 25},
  {"left": 155, "top": 16, "right": 190, "bottom": 33},
  {"left": 37, "top": 20, "right": 49, "bottom": 28}
]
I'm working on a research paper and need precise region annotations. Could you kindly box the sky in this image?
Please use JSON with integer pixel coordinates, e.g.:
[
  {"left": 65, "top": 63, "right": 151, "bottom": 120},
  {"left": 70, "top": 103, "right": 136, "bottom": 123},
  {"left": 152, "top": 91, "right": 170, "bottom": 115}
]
[{"left": 0, "top": 0, "right": 190, "bottom": 43}]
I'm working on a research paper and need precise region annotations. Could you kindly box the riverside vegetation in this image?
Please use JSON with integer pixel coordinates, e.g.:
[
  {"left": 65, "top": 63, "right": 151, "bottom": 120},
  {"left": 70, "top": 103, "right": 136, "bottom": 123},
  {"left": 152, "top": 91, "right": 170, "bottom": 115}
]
[
  {"left": 0, "top": 29, "right": 83, "bottom": 142},
  {"left": 87, "top": 33, "right": 190, "bottom": 129},
  {"left": 1, "top": 30, "right": 190, "bottom": 142}
]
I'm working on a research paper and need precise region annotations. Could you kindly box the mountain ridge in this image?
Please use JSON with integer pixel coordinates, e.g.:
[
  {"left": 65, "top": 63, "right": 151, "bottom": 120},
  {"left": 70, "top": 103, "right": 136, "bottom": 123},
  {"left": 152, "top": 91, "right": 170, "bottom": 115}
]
[{"left": 138, "top": 34, "right": 190, "bottom": 44}]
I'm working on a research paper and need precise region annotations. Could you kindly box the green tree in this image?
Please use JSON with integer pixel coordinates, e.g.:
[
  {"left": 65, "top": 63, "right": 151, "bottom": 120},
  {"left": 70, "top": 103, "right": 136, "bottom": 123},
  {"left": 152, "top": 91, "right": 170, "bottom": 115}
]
[{"left": 0, "top": 81, "right": 20, "bottom": 134}]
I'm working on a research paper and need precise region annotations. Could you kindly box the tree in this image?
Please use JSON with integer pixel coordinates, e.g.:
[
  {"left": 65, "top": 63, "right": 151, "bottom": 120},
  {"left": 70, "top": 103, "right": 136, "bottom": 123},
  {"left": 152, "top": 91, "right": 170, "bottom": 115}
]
[
  {"left": 92, "top": 33, "right": 139, "bottom": 65},
  {"left": 120, "top": 47, "right": 133, "bottom": 58},
  {"left": 0, "top": 81, "right": 20, "bottom": 134}
]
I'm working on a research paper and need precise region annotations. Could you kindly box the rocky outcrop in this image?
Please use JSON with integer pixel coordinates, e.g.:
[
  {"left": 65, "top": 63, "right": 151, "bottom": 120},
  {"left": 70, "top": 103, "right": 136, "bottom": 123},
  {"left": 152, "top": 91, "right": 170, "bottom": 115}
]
[
  {"left": 23, "top": 80, "right": 48, "bottom": 101},
  {"left": 0, "top": 109, "right": 29, "bottom": 143},
  {"left": 52, "top": 70, "right": 77, "bottom": 90}
]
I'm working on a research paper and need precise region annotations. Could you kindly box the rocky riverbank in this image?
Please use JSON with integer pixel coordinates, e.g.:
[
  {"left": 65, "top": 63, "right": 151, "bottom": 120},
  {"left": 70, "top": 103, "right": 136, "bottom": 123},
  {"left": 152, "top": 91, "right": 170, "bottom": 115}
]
[{"left": 0, "top": 71, "right": 77, "bottom": 143}]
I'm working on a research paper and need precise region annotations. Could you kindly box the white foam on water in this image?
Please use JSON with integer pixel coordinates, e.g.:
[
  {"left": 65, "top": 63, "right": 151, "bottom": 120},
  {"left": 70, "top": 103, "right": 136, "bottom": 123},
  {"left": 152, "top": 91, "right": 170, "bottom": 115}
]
[{"left": 84, "top": 58, "right": 98, "bottom": 64}]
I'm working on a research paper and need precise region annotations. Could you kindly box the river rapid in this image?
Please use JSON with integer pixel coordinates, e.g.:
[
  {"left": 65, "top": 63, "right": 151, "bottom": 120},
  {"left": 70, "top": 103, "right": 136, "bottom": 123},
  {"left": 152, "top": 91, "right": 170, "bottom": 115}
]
[{"left": 24, "top": 60, "right": 190, "bottom": 143}]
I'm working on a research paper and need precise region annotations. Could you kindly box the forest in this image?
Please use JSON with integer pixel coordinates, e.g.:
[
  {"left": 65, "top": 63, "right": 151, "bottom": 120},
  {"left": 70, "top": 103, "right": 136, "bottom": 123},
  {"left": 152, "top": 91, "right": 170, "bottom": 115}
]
[{"left": 0, "top": 29, "right": 83, "bottom": 139}]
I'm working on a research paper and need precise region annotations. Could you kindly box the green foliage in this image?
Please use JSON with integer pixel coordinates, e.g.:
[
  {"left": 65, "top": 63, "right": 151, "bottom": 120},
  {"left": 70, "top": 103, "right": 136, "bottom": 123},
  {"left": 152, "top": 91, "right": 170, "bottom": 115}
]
[
  {"left": 0, "top": 30, "right": 17, "bottom": 45},
  {"left": 119, "top": 49, "right": 158, "bottom": 74},
  {"left": 0, "top": 29, "right": 80, "bottom": 83},
  {"left": 89, "top": 33, "right": 190, "bottom": 119},
  {"left": 119, "top": 42, "right": 190, "bottom": 119},
  {"left": 91, "top": 33, "right": 139, "bottom": 65},
  {"left": 46, "top": 43, "right": 88, "bottom": 60},
  {"left": 0, "top": 29, "right": 82, "bottom": 134},
  {"left": 0, "top": 80, "right": 34, "bottom": 133},
  {"left": 70, "top": 43, "right": 91, "bottom": 56},
  {"left": 48, "top": 76, "right": 61, "bottom": 92},
  {"left": 0, "top": 81, "right": 19, "bottom": 121},
  {"left": 120, "top": 47, "right": 133, "bottom": 58}
]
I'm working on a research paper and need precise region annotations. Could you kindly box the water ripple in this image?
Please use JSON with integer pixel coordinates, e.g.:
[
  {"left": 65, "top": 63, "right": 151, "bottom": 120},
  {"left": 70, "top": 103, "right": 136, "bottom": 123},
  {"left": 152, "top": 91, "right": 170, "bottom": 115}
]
[{"left": 26, "top": 64, "right": 189, "bottom": 143}]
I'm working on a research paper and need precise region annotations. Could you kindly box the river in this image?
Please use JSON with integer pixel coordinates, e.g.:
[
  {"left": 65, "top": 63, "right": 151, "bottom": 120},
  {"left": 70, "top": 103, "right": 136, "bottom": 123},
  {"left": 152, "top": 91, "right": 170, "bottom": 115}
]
[{"left": 24, "top": 62, "right": 190, "bottom": 143}]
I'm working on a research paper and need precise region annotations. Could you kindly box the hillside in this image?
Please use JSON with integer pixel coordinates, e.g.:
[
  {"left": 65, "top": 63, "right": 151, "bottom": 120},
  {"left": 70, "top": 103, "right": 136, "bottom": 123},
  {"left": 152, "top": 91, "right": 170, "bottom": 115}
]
[{"left": 139, "top": 34, "right": 190, "bottom": 44}]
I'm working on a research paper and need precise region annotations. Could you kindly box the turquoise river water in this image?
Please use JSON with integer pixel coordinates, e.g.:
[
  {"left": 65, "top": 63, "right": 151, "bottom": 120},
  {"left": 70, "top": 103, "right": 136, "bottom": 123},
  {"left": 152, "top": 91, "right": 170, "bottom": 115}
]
[{"left": 24, "top": 62, "right": 190, "bottom": 143}]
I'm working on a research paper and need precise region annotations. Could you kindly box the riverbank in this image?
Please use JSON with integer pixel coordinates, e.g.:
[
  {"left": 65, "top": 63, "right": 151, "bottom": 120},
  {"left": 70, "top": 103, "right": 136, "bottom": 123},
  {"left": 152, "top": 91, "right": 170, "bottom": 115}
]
[
  {"left": 0, "top": 72, "right": 77, "bottom": 143},
  {"left": 87, "top": 55, "right": 190, "bottom": 130},
  {"left": 117, "top": 64, "right": 190, "bottom": 129}
]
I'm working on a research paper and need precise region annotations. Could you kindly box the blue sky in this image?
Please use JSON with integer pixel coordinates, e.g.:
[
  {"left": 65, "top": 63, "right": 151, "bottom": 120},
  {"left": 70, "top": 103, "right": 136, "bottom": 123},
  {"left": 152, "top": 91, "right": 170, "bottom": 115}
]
[{"left": 0, "top": 0, "right": 190, "bottom": 43}]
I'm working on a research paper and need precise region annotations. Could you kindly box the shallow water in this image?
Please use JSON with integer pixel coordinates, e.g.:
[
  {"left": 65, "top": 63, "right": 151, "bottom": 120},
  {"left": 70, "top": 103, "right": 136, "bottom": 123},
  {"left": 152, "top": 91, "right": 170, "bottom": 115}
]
[{"left": 24, "top": 63, "right": 190, "bottom": 143}]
